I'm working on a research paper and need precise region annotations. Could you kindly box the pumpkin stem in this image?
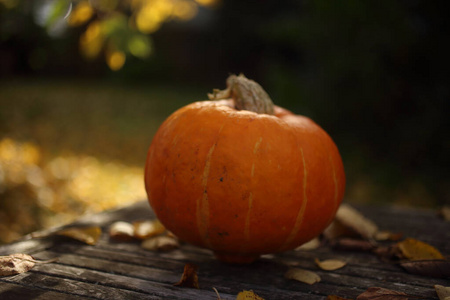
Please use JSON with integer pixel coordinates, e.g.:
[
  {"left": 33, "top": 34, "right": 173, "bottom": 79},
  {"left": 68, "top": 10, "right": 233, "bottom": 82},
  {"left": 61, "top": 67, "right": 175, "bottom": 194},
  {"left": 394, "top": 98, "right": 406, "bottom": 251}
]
[{"left": 208, "top": 74, "right": 275, "bottom": 115}]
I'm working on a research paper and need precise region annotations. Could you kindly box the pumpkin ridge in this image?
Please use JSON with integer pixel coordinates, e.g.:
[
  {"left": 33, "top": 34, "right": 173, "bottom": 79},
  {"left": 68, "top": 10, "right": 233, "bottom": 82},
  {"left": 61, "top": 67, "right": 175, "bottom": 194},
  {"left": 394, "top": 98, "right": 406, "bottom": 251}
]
[
  {"left": 196, "top": 115, "right": 229, "bottom": 248},
  {"left": 242, "top": 136, "right": 263, "bottom": 251},
  {"left": 281, "top": 147, "right": 308, "bottom": 250},
  {"left": 196, "top": 143, "right": 215, "bottom": 248}
]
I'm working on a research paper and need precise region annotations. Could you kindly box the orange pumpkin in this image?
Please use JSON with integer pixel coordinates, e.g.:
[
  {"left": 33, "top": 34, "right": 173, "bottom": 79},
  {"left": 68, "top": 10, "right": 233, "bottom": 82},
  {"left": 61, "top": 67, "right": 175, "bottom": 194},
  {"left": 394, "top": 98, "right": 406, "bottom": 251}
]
[{"left": 145, "top": 75, "right": 345, "bottom": 263}]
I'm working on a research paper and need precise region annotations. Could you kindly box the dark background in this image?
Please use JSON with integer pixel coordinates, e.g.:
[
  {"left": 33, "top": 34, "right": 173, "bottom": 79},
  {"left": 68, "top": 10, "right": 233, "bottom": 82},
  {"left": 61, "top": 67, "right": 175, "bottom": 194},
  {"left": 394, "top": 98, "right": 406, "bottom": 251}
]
[{"left": 1, "top": 0, "right": 449, "bottom": 242}]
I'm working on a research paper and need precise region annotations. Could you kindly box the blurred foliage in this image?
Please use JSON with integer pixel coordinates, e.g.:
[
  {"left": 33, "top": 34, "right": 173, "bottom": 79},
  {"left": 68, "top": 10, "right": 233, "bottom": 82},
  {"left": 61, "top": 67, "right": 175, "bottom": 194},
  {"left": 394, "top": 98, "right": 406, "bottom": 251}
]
[{"left": 0, "top": 0, "right": 219, "bottom": 70}]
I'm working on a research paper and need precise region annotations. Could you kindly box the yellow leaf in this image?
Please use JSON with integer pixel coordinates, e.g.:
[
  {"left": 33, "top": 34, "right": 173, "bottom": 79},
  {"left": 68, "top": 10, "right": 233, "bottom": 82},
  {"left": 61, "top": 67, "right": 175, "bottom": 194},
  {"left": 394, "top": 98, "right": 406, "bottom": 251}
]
[
  {"left": 325, "top": 204, "right": 378, "bottom": 239},
  {"left": 141, "top": 236, "right": 179, "bottom": 251},
  {"left": 109, "top": 221, "right": 135, "bottom": 241},
  {"left": 236, "top": 290, "right": 264, "bottom": 300},
  {"left": 133, "top": 219, "right": 165, "bottom": 239},
  {"left": 296, "top": 237, "right": 320, "bottom": 251},
  {"left": 106, "top": 50, "right": 126, "bottom": 71},
  {"left": 68, "top": 1, "right": 94, "bottom": 27},
  {"left": 315, "top": 258, "right": 347, "bottom": 271},
  {"left": 284, "top": 268, "right": 321, "bottom": 285},
  {"left": 57, "top": 226, "right": 102, "bottom": 245},
  {"left": 434, "top": 285, "right": 450, "bottom": 300},
  {"left": 396, "top": 238, "right": 444, "bottom": 261}
]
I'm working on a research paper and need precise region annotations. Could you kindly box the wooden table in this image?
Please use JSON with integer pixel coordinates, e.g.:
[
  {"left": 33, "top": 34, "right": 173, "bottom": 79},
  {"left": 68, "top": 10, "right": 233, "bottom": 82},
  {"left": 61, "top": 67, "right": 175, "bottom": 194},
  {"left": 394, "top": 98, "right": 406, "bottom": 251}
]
[{"left": 1, "top": 201, "right": 449, "bottom": 299}]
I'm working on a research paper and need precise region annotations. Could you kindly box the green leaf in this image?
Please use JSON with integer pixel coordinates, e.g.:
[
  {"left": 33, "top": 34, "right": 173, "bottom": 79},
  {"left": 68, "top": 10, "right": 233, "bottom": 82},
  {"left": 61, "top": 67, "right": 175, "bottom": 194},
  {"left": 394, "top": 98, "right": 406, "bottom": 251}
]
[
  {"left": 128, "top": 34, "right": 152, "bottom": 59},
  {"left": 45, "top": 0, "right": 72, "bottom": 28}
]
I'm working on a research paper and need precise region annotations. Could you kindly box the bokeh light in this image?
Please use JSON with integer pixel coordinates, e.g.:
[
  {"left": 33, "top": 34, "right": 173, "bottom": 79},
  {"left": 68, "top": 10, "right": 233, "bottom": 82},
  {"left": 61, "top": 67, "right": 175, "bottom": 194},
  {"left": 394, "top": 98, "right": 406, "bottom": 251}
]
[{"left": 0, "top": 138, "right": 146, "bottom": 243}]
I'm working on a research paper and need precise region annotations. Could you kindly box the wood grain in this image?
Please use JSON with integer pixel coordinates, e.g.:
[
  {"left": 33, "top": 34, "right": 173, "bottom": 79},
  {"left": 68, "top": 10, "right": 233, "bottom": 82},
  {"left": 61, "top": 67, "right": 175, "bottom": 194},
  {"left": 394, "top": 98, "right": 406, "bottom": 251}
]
[{"left": 1, "top": 201, "right": 448, "bottom": 300}]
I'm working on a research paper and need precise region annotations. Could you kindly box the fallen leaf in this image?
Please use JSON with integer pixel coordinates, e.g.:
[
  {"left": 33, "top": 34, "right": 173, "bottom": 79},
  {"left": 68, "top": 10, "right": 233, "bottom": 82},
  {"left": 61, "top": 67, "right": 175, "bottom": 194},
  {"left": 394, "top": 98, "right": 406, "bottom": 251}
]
[
  {"left": 396, "top": 238, "right": 444, "bottom": 261},
  {"left": 434, "top": 285, "right": 450, "bottom": 300},
  {"left": 174, "top": 263, "right": 199, "bottom": 289},
  {"left": 133, "top": 220, "right": 165, "bottom": 239},
  {"left": 56, "top": 226, "right": 102, "bottom": 245},
  {"left": 334, "top": 204, "right": 379, "bottom": 239},
  {"left": 356, "top": 287, "right": 411, "bottom": 299},
  {"left": 0, "top": 254, "right": 35, "bottom": 276},
  {"left": 236, "top": 290, "right": 264, "bottom": 300},
  {"left": 400, "top": 260, "right": 450, "bottom": 278},
  {"left": 374, "top": 231, "right": 403, "bottom": 242},
  {"left": 141, "top": 236, "right": 179, "bottom": 251},
  {"left": 438, "top": 206, "right": 450, "bottom": 222},
  {"left": 284, "top": 268, "right": 321, "bottom": 285},
  {"left": 315, "top": 258, "right": 347, "bottom": 271},
  {"left": 327, "top": 295, "right": 353, "bottom": 300},
  {"left": 296, "top": 237, "right": 321, "bottom": 251},
  {"left": 213, "top": 287, "right": 222, "bottom": 300},
  {"left": 323, "top": 220, "right": 358, "bottom": 240},
  {"left": 109, "top": 221, "right": 135, "bottom": 241},
  {"left": 331, "top": 238, "right": 376, "bottom": 252}
]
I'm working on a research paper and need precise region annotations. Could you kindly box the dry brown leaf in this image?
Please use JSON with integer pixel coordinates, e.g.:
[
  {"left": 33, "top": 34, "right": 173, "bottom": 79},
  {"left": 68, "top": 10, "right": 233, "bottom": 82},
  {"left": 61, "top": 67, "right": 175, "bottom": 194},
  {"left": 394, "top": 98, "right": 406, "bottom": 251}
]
[
  {"left": 0, "top": 254, "right": 35, "bottom": 276},
  {"left": 173, "top": 263, "right": 199, "bottom": 289},
  {"left": 212, "top": 287, "right": 222, "bottom": 300},
  {"left": 434, "top": 285, "right": 450, "bottom": 300},
  {"left": 109, "top": 221, "right": 135, "bottom": 241},
  {"left": 327, "top": 295, "right": 353, "bottom": 300},
  {"left": 236, "top": 290, "right": 265, "bottom": 300},
  {"left": 356, "top": 287, "right": 411, "bottom": 299},
  {"left": 438, "top": 206, "right": 450, "bottom": 222},
  {"left": 133, "top": 220, "right": 165, "bottom": 239},
  {"left": 296, "top": 237, "right": 321, "bottom": 251},
  {"left": 315, "top": 258, "right": 347, "bottom": 271},
  {"left": 331, "top": 238, "right": 376, "bottom": 252},
  {"left": 396, "top": 238, "right": 444, "bottom": 261},
  {"left": 284, "top": 268, "right": 321, "bottom": 285},
  {"left": 400, "top": 260, "right": 450, "bottom": 278},
  {"left": 334, "top": 204, "right": 379, "bottom": 239},
  {"left": 142, "top": 236, "right": 179, "bottom": 251},
  {"left": 56, "top": 226, "right": 101, "bottom": 245}
]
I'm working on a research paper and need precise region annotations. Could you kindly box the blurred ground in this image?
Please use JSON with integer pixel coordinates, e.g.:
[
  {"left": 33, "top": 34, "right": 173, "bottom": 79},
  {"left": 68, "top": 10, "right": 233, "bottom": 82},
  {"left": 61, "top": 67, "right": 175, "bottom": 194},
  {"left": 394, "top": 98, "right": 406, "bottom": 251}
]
[{"left": 0, "top": 78, "right": 204, "bottom": 243}]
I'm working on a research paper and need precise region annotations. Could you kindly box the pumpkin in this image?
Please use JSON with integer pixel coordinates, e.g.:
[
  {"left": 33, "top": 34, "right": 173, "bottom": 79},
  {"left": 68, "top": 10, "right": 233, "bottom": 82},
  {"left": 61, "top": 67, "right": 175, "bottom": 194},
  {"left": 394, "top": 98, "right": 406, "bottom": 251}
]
[{"left": 145, "top": 75, "right": 345, "bottom": 263}]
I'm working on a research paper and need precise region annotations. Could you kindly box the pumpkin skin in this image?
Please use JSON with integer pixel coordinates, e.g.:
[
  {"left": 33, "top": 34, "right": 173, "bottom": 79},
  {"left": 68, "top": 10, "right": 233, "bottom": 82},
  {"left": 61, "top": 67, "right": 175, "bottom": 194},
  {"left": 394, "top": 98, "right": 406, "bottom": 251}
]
[{"left": 145, "top": 98, "right": 345, "bottom": 263}]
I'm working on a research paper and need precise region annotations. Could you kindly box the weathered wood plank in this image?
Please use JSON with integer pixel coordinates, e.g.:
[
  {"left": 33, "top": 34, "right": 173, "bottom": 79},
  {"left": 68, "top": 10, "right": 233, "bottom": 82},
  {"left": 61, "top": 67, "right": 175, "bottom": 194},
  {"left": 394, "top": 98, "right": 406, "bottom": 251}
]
[
  {"left": 0, "top": 280, "right": 88, "bottom": 299},
  {"left": 0, "top": 201, "right": 448, "bottom": 300}
]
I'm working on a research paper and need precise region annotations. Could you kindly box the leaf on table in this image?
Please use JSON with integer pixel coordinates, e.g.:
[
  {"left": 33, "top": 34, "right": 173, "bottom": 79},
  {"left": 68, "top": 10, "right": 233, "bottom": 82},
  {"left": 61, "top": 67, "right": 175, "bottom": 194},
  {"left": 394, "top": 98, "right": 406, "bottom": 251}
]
[
  {"left": 236, "top": 290, "right": 265, "bottom": 300},
  {"left": 395, "top": 238, "right": 444, "bottom": 261},
  {"left": 173, "top": 263, "right": 199, "bottom": 289},
  {"left": 284, "top": 268, "right": 321, "bottom": 285},
  {"left": 133, "top": 220, "right": 165, "bottom": 239},
  {"left": 400, "top": 260, "right": 450, "bottom": 278},
  {"left": 315, "top": 258, "right": 347, "bottom": 271},
  {"left": 374, "top": 231, "right": 403, "bottom": 242},
  {"left": 324, "top": 204, "right": 378, "bottom": 240},
  {"left": 434, "top": 285, "right": 450, "bottom": 300},
  {"left": 326, "top": 295, "right": 353, "bottom": 300},
  {"left": 141, "top": 235, "right": 179, "bottom": 251},
  {"left": 330, "top": 238, "right": 376, "bottom": 252},
  {"left": 438, "top": 206, "right": 450, "bottom": 222},
  {"left": 296, "top": 237, "right": 321, "bottom": 251},
  {"left": 0, "top": 254, "right": 35, "bottom": 276},
  {"left": 109, "top": 221, "right": 135, "bottom": 241},
  {"left": 356, "top": 287, "right": 411, "bottom": 299},
  {"left": 212, "top": 287, "right": 222, "bottom": 300},
  {"left": 56, "top": 226, "right": 102, "bottom": 245}
]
